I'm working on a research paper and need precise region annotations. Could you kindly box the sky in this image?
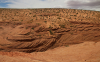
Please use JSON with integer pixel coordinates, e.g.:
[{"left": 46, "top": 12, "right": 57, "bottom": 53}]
[{"left": 0, "top": 0, "right": 100, "bottom": 11}]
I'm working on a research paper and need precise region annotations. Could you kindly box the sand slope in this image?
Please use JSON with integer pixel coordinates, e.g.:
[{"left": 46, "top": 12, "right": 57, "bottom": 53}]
[{"left": 0, "top": 42, "right": 100, "bottom": 62}]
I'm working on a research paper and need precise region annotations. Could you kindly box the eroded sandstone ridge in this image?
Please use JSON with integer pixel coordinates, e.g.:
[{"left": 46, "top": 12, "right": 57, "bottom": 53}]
[
  {"left": 0, "top": 8, "right": 100, "bottom": 62},
  {"left": 0, "top": 8, "right": 100, "bottom": 53}
]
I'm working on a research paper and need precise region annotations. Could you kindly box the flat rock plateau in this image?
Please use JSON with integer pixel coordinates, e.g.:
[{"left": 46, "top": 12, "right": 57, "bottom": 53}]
[{"left": 0, "top": 8, "right": 100, "bottom": 62}]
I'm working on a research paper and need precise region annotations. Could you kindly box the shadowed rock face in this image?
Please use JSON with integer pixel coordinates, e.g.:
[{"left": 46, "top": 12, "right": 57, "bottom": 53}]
[{"left": 0, "top": 8, "right": 100, "bottom": 53}]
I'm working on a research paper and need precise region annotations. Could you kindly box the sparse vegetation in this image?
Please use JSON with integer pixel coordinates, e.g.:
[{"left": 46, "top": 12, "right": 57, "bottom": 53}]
[
  {"left": 49, "top": 25, "right": 53, "bottom": 28},
  {"left": 36, "top": 17, "right": 37, "bottom": 20},
  {"left": 70, "top": 32, "right": 73, "bottom": 35},
  {"left": 31, "top": 19, "right": 33, "bottom": 21},
  {"left": 74, "top": 25, "right": 77, "bottom": 28},
  {"left": 57, "top": 14, "right": 59, "bottom": 16},
  {"left": 56, "top": 11, "right": 60, "bottom": 13},
  {"left": 96, "top": 14, "right": 100, "bottom": 18},
  {"left": 31, "top": 27, "right": 34, "bottom": 30},
  {"left": 26, "top": 27, "right": 28, "bottom": 29},
  {"left": 26, "top": 32, "right": 30, "bottom": 35},
  {"left": 33, "top": 15, "right": 36, "bottom": 17},
  {"left": 36, "top": 23, "right": 40, "bottom": 25},
  {"left": 0, "top": 27, "right": 3, "bottom": 29},
  {"left": 57, "top": 17, "right": 61, "bottom": 19},
  {"left": 66, "top": 45, "right": 69, "bottom": 47},
  {"left": 49, "top": 30, "right": 53, "bottom": 35},
  {"left": 44, "top": 15, "right": 48, "bottom": 16},
  {"left": 70, "top": 25, "right": 74, "bottom": 27},
  {"left": 59, "top": 24, "right": 65, "bottom": 28},
  {"left": 44, "top": 21, "right": 47, "bottom": 23},
  {"left": 39, "top": 27, "right": 42, "bottom": 30},
  {"left": 37, "top": 34, "right": 41, "bottom": 36}
]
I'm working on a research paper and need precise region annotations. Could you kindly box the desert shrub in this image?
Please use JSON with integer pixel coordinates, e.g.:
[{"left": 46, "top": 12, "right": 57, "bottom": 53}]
[
  {"left": 56, "top": 11, "right": 60, "bottom": 13},
  {"left": 44, "top": 21, "right": 47, "bottom": 23},
  {"left": 0, "top": 27, "right": 3, "bottom": 29},
  {"left": 44, "top": 15, "right": 48, "bottom": 16},
  {"left": 26, "top": 32, "right": 30, "bottom": 35},
  {"left": 96, "top": 14, "right": 100, "bottom": 18},
  {"left": 31, "top": 27, "right": 34, "bottom": 30},
  {"left": 31, "top": 19, "right": 33, "bottom": 21},
  {"left": 74, "top": 25, "right": 77, "bottom": 28},
  {"left": 49, "top": 30, "right": 53, "bottom": 35},
  {"left": 37, "top": 34, "right": 41, "bottom": 36},
  {"left": 59, "top": 24, "right": 65, "bottom": 28},
  {"left": 70, "top": 32, "right": 73, "bottom": 35},
  {"left": 66, "top": 45, "right": 69, "bottom": 47},
  {"left": 74, "top": 15, "right": 76, "bottom": 16},
  {"left": 36, "top": 23, "right": 40, "bottom": 26},
  {"left": 33, "top": 15, "right": 36, "bottom": 17},
  {"left": 57, "top": 17, "right": 61, "bottom": 19},
  {"left": 70, "top": 25, "right": 74, "bottom": 27},
  {"left": 26, "top": 27, "right": 28, "bottom": 29},
  {"left": 49, "top": 25, "right": 53, "bottom": 28},
  {"left": 57, "top": 14, "right": 59, "bottom": 16}
]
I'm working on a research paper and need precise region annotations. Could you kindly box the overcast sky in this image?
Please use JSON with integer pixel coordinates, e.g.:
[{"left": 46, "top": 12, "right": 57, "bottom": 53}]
[{"left": 0, "top": 0, "right": 100, "bottom": 11}]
